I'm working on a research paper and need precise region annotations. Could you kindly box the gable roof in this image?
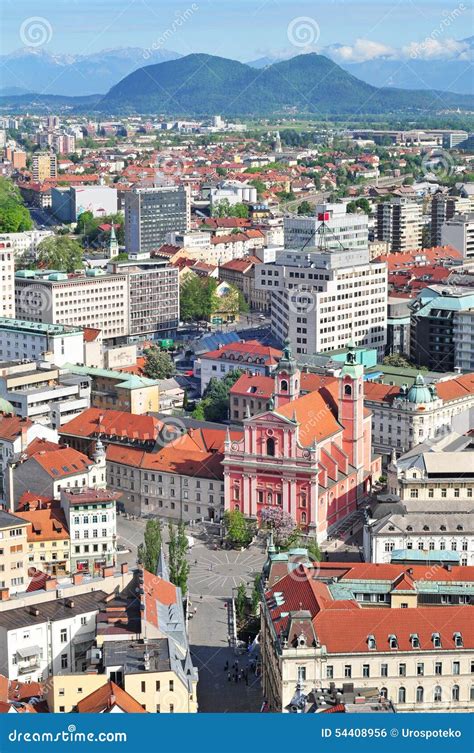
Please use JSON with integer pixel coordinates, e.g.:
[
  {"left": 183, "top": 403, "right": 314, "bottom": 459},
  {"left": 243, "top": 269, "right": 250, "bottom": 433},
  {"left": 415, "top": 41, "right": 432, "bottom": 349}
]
[
  {"left": 61, "top": 407, "right": 162, "bottom": 442},
  {"left": 0, "top": 414, "right": 32, "bottom": 441},
  {"left": 76, "top": 681, "right": 146, "bottom": 714},
  {"left": 28, "top": 446, "right": 92, "bottom": 478},
  {"left": 276, "top": 390, "right": 341, "bottom": 446}
]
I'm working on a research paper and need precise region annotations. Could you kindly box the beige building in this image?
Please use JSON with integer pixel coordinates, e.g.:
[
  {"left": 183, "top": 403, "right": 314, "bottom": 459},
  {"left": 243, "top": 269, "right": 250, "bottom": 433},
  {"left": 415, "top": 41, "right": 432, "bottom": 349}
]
[
  {"left": 64, "top": 364, "right": 160, "bottom": 414},
  {"left": 15, "top": 269, "right": 129, "bottom": 342},
  {"left": 32, "top": 153, "right": 57, "bottom": 182},
  {"left": 15, "top": 503, "right": 70, "bottom": 577},
  {"left": 45, "top": 673, "right": 109, "bottom": 713},
  {"left": 261, "top": 554, "right": 474, "bottom": 713},
  {"left": 0, "top": 510, "right": 28, "bottom": 595}
]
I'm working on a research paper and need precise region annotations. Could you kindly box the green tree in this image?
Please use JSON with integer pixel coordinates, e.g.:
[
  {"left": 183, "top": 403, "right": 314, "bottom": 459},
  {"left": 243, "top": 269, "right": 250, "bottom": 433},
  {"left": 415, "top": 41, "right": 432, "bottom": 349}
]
[
  {"left": 137, "top": 519, "right": 162, "bottom": 574},
  {"left": 297, "top": 200, "right": 313, "bottom": 215},
  {"left": 191, "top": 401, "right": 206, "bottom": 420},
  {"left": 249, "top": 179, "right": 266, "bottom": 198},
  {"left": 200, "top": 369, "right": 243, "bottom": 421},
  {"left": 223, "top": 509, "right": 252, "bottom": 548},
  {"left": 76, "top": 210, "right": 95, "bottom": 235},
  {"left": 180, "top": 275, "right": 219, "bottom": 322},
  {"left": 383, "top": 353, "right": 412, "bottom": 368},
  {"left": 168, "top": 521, "right": 190, "bottom": 593},
  {"left": 235, "top": 582, "right": 247, "bottom": 622},
  {"left": 0, "top": 177, "right": 33, "bottom": 233},
  {"left": 142, "top": 347, "right": 175, "bottom": 379},
  {"left": 36, "top": 236, "right": 84, "bottom": 272},
  {"left": 251, "top": 574, "right": 261, "bottom": 616},
  {"left": 305, "top": 539, "right": 322, "bottom": 562}
]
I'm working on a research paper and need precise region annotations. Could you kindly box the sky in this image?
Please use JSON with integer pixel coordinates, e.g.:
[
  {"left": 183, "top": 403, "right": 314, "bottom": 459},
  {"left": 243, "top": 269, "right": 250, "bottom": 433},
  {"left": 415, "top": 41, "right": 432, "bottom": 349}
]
[{"left": 1, "top": 0, "right": 472, "bottom": 61}]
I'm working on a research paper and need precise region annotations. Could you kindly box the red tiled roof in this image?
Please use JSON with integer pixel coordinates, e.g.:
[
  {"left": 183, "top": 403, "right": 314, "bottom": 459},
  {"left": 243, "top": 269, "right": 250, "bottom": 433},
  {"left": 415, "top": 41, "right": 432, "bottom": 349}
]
[
  {"left": 29, "top": 446, "right": 92, "bottom": 478},
  {"left": 315, "top": 561, "right": 474, "bottom": 583},
  {"left": 76, "top": 681, "right": 146, "bottom": 714},
  {"left": 83, "top": 327, "right": 101, "bottom": 342},
  {"left": 0, "top": 414, "right": 32, "bottom": 441},
  {"left": 276, "top": 390, "right": 341, "bottom": 446},
  {"left": 143, "top": 568, "right": 177, "bottom": 630},
  {"left": 61, "top": 407, "right": 162, "bottom": 441},
  {"left": 25, "top": 438, "right": 62, "bottom": 457},
  {"left": 15, "top": 507, "right": 69, "bottom": 542},
  {"left": 374, "top": 245, "right": 462, "bottom": 271},
  {"left": 230, "top": 373, "right": 274, "bottom": 399},
  {"left": 202, "top": 340, "right": 281, "bottom": 365}
]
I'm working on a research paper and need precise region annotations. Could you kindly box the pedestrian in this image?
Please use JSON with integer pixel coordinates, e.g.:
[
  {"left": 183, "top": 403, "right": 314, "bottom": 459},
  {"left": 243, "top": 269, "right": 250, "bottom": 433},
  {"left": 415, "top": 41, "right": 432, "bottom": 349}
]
[
  {"left": 245, "top": 673, "right": 249, "bottom": 686},
  {"left": 227, "top": 672, "right": 231, "bottom": 682},
  {"left": 194, "top": 558, "right": 198, "bottom": 566},
  {"left": 224, "top": 661, "right": 228, "bottom": 672}
]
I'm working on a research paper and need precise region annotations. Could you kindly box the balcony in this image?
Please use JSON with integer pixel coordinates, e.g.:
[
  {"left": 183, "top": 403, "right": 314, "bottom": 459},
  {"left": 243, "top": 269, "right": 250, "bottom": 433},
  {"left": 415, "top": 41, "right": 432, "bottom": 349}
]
[{"left": 16, "top": 645, "right": 41, "bottom": 674}]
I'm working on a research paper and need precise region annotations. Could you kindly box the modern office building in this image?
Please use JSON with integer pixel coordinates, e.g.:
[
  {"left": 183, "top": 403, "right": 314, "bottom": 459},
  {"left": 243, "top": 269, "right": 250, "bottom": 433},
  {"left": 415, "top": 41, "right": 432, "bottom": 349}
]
[
  {"left": 256, "top": 242, "right": 387, "bottom": 357},
  {"left": 441, "top": 213, "right": 474, "bottom": 260},
  {"left": 31, "top": 153, "right": 57, "bottom": 181},
  {"left": 410, "top": 285, "right": 474, "bottom": 371},
  {"left": 0, "top": 361, "right": 91, "bottom": 430},
  {"left": 51, "top": 185, "right": 118, "bottom": 223},
  {"left": 0, "top": 318, "right": 85, "bottom": 367},
  {"left": 125, "top": 186, "right": 189, "bottom": 256},
  {"left": 15, "top": 268, "right": 129, "bottom": 343},
  {"left": 284, "top": 203, "right": 369, "bottom": 252},
  {"left": 0, "top": 241, "right": 14, "bottom": 318},
  {"left": 376, "top": 198, "right": 422, "bottom": 252},
  {"left": 431, "top": 193, "right": 472, "bottom": 246},
  {"left": 454, "top": 310, "right": 474, "bottom": 371}
]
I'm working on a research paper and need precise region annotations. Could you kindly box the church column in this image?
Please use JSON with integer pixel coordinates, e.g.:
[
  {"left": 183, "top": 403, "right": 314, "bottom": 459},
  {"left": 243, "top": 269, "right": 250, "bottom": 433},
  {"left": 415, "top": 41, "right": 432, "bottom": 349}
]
[{"left": 289, "top": 478, "right": 297, "bottom": 520}]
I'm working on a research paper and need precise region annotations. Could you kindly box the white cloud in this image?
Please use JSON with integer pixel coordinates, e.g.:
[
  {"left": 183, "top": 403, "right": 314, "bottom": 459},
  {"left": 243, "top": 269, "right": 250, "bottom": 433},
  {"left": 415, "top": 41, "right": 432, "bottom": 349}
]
[
  {"left": 326, "top": 36, "right": 473, "bottom": 63},
  {"left": 328, "top": 38, "right": 396, "bottom": 63}
]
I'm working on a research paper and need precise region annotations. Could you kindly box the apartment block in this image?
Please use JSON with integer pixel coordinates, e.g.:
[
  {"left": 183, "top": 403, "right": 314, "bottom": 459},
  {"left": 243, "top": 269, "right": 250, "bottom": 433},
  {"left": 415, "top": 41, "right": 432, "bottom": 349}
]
[
  {"left": 0, "top": 510, "right": 28, "bottom": 596},
  {"left": 377, "top": 198, "right": 422, "bottom": 252},
  {"left": 125, "top": 186, "right": 189, "bottom": 256},
  {"left": 0, "top": 242, "right": 14, "bottom": 318}
]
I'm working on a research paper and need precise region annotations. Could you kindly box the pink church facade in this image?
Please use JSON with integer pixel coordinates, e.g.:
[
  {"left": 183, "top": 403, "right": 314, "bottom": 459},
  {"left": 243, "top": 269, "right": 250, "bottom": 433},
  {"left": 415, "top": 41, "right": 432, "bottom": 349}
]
[{"left": 223, "top": 346, "right": 381, "bottom": 542}]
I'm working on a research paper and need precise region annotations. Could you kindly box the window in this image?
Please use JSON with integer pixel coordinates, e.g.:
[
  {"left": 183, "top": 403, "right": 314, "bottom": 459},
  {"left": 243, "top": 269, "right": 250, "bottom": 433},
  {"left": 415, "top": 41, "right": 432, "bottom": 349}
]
[
  {"left": 416, "top": 686, "right": 424, "bottom": 703},
  {"left": 81, "top": 617, "right": 87, "bottom": 626},
  {"left": 389, "top": 635, "right": 398, "bottom": 649},
  {"left": 297, "top": 666, "right": 306, "bottom": 683},
  {"left": 169, "top": 704, "right": 174, "bottom": 713},
  {"left": 432, "top": 633, "right": 441, "bottom": 648},
  {"left": 435, "top": 661, "right": 442, "bottom": 676},
  {"left": 60, "top": 629, "right": 67, "bottom": 643},
  {"left": 266, "top": 438, "right": 275, "bottom": 457},
  {"left": 141, "top": 681, "right": 146, "bottom": 692},
  {"left": 398, "top": 687, "right": 406, "bottom": 704},
  {"left": 362, "top": 664, "right": 370, "bottom": 678},
  {"left": 453, "top": 661, "right": 460, "bottom": 675},
  {"left": 367, "top": 635, "right": 376, "bottom": 650},
  {"left": 169, "top": 680, "right": 174, "bottom": 691},
  {"left": 416, "top": 662, "right": 424, "bottom": 676},
  {"left": 471, "top": 686, "right": 474, "bottom": 702},
  {"left": 399, "top": 663, "right": 406, "bottom": 677},
  {"left": 380, "top": 687, "right": 388, "bottom": 699},
  {"left": 454, "top": 633, "right": 463, "bottom": 648},
  {"left": 61, "top": 654, "right": 68, "bottom": 669},
  {"left": 434, "top": 686, "right": 442, "bottom": 702},
  {"left": 344, "top": 665, "right": 352, "bottom": 678},
  {"left": 326, "top": 665, "right": 333, "bottom": 679},
  {"left": 380, "top": 663, "right": 388, "bottom": 677},
  {"left": 452, "top": 685, "right": 460, "bottom": 702},
  {"left": 156, "top": 681, "right": 160, "bottom": 691}
]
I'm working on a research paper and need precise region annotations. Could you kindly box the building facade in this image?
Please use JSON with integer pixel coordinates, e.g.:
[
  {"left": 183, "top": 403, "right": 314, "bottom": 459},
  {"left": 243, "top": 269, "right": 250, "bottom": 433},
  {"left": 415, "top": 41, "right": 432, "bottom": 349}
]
[
  {"left": 284, "top": 204, "right": 369, "bottom": 252},
  {"left": 125, "top": 186, "right": 189, "bottom": 256},
  {"left": 0, "top": 241, "right": 14, "bottom": 319},
  {"left": 376, "top": 198, "right": 422, "bottom": 253},
  {"left": 0, "top": 510, "right": 28, "bottom": 596}
]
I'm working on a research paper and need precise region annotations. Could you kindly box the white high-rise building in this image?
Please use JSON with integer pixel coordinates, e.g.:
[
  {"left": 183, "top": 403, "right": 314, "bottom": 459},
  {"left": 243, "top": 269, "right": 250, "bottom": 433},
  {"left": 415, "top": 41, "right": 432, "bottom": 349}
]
[
  {"left": 0, "top": 242, "right": 14, "bottom": 318},
  {"left": 376, "top": 197, "right": 422, "bottom": 252},
  {"left": 283, "top": 203, "right": 369, "bottom": 252},
  {"left": 441, "top": 213, "right": 474, "bottom": 260},
  {"left": 256, "top": 243, "right": 387, "bottom": 357}
]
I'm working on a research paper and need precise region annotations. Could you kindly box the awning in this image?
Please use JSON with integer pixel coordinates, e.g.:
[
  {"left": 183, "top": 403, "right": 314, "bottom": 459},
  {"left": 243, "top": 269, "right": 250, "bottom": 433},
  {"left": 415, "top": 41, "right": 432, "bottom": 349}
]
[{"left": 17, "top": 645, "right": 41, "bottom": 659}]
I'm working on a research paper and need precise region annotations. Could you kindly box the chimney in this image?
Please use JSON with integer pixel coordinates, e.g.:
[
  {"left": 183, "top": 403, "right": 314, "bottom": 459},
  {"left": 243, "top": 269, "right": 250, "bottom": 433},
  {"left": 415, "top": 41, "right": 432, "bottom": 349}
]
[
  {"left": 0, "top": 588, "right": 10, "bottom": 601},
  {"left": 65, "top": 598, "right": 75, "bottom": 608},
  {"left": 72, "top": 573, "right": 83, "bottom": 586},
  {"left": 102, "top": 566, "right": 114, "bottom": 578}
]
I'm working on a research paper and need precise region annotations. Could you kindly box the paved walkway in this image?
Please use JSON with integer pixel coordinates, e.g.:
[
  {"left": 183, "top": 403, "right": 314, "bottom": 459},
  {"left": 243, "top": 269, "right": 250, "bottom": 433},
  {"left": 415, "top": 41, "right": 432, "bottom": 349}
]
[{"left": 188, "top": 543, "right": 265, "bottom": 712}]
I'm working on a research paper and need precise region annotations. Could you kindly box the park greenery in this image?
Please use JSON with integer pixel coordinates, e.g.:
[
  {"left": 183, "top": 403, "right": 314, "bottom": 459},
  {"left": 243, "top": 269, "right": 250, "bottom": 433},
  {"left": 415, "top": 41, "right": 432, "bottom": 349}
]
[
  {"left": 180, "top": 276, "right": 246, "bottom": 323},
  {"left": 223, "top": 509, "right": 254, "bottom": 548},
  {"left": 35, "top": 236, "right": 84, "bottom": 272},
  {"left": 142, "top": 347, "right": 175, "bottom": 380},
  {"left": 0, "top": 177, "right": 32, "bottom": 233},
  {"left": 168, "top": 521, "right": 190, "bottom": 594},
  {"left": 192, "top": 369, "right": 243, "bottom": 422},
  {"left": 137, "top": 519, "right": 162, "bottom": 574},
  {"left": 211, "top": 200, "right": 249, "bottom": 218},
  {"left": 76, "top": 210, "right": 125, "bottom": 248}
]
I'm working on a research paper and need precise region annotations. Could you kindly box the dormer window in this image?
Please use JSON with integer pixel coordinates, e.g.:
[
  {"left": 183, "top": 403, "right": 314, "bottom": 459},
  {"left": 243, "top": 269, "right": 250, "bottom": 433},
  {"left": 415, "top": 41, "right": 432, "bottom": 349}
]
[
  {"left": 410, "top": 634, "right": 420, "bottom": 649},
  {"left": 432, "top": 633, "right": 441, "bottom": 648},
  {"left": 389, "top": 634, "right": 398, "bottom": 649},
  {"left": 367, "top": 634, "right": 376, "bottom": 650},
  {"left": 453, "top": 632, "right": 463, "bottom": 648}
]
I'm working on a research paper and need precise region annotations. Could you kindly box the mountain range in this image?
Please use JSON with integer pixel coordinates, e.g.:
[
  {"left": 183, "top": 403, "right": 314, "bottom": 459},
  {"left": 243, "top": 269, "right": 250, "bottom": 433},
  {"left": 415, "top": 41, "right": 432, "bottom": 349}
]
[
  {"left": 99, "top": 53, "right": 473, "bottom": 116},
  {"left": 0, "top": 47, "right": 180, "bottom": 97},
  {"left": 0, "top": 40, "right": 472, "bottom": 98}
]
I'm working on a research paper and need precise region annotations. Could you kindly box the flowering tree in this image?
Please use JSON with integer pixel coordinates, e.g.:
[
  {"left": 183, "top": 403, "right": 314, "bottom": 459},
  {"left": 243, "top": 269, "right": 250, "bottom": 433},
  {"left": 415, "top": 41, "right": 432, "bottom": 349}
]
[{"left": 259, "top": 507, "right": 299, "bottom": 548}]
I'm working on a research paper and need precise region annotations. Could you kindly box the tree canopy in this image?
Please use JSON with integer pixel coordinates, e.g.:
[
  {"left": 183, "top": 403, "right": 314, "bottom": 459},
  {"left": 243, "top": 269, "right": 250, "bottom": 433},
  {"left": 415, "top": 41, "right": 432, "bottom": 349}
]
[
  {"left": 137, "top": 519, "right": 162, "bottom": 574},
  {"left": 0, "top": 177, "right": 33, "bottom": 233},
  {"left": 193, "top": 369, "right": 243, "bottom": 422},
  {"left": 142, "top": 347, "right": 175, "bottom": 379},
  {"left": 168, "top": 521, "right": 190, "bottom": 594},
  {"left": 180, "top": 275, "right": 219, "bottom": 322},
  {"left": 36, "top": 236, "right": 84, "bottom": 272},
  {"left": 223, "top": 509, "right": 253, "bottom": 548}
]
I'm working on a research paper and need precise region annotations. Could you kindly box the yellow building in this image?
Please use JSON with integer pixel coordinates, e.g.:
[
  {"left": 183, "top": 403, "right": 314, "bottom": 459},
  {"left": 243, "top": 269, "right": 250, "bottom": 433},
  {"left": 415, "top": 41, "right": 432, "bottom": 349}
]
[
  {"left": 65, "top": 364, "right": 160, "bottom": 414},
  {"left": 15, "top": 503, "right": 70, "bottom": 577},
  {"left": 45, "top": 674, "right": 108, "bottom": 713},
  {"left": 0, "top": 509, "right": 28, "bottom": 595}
]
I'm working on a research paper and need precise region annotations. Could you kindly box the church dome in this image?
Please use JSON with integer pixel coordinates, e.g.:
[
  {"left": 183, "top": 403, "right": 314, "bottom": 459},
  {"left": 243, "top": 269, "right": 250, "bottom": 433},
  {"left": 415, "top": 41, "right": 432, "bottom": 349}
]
[
  {"left": 0, "top": 398, "right": 15, "bottom": 415},
  {"left": 406, "top": 374, "right": 434, "bottom": 404}
]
